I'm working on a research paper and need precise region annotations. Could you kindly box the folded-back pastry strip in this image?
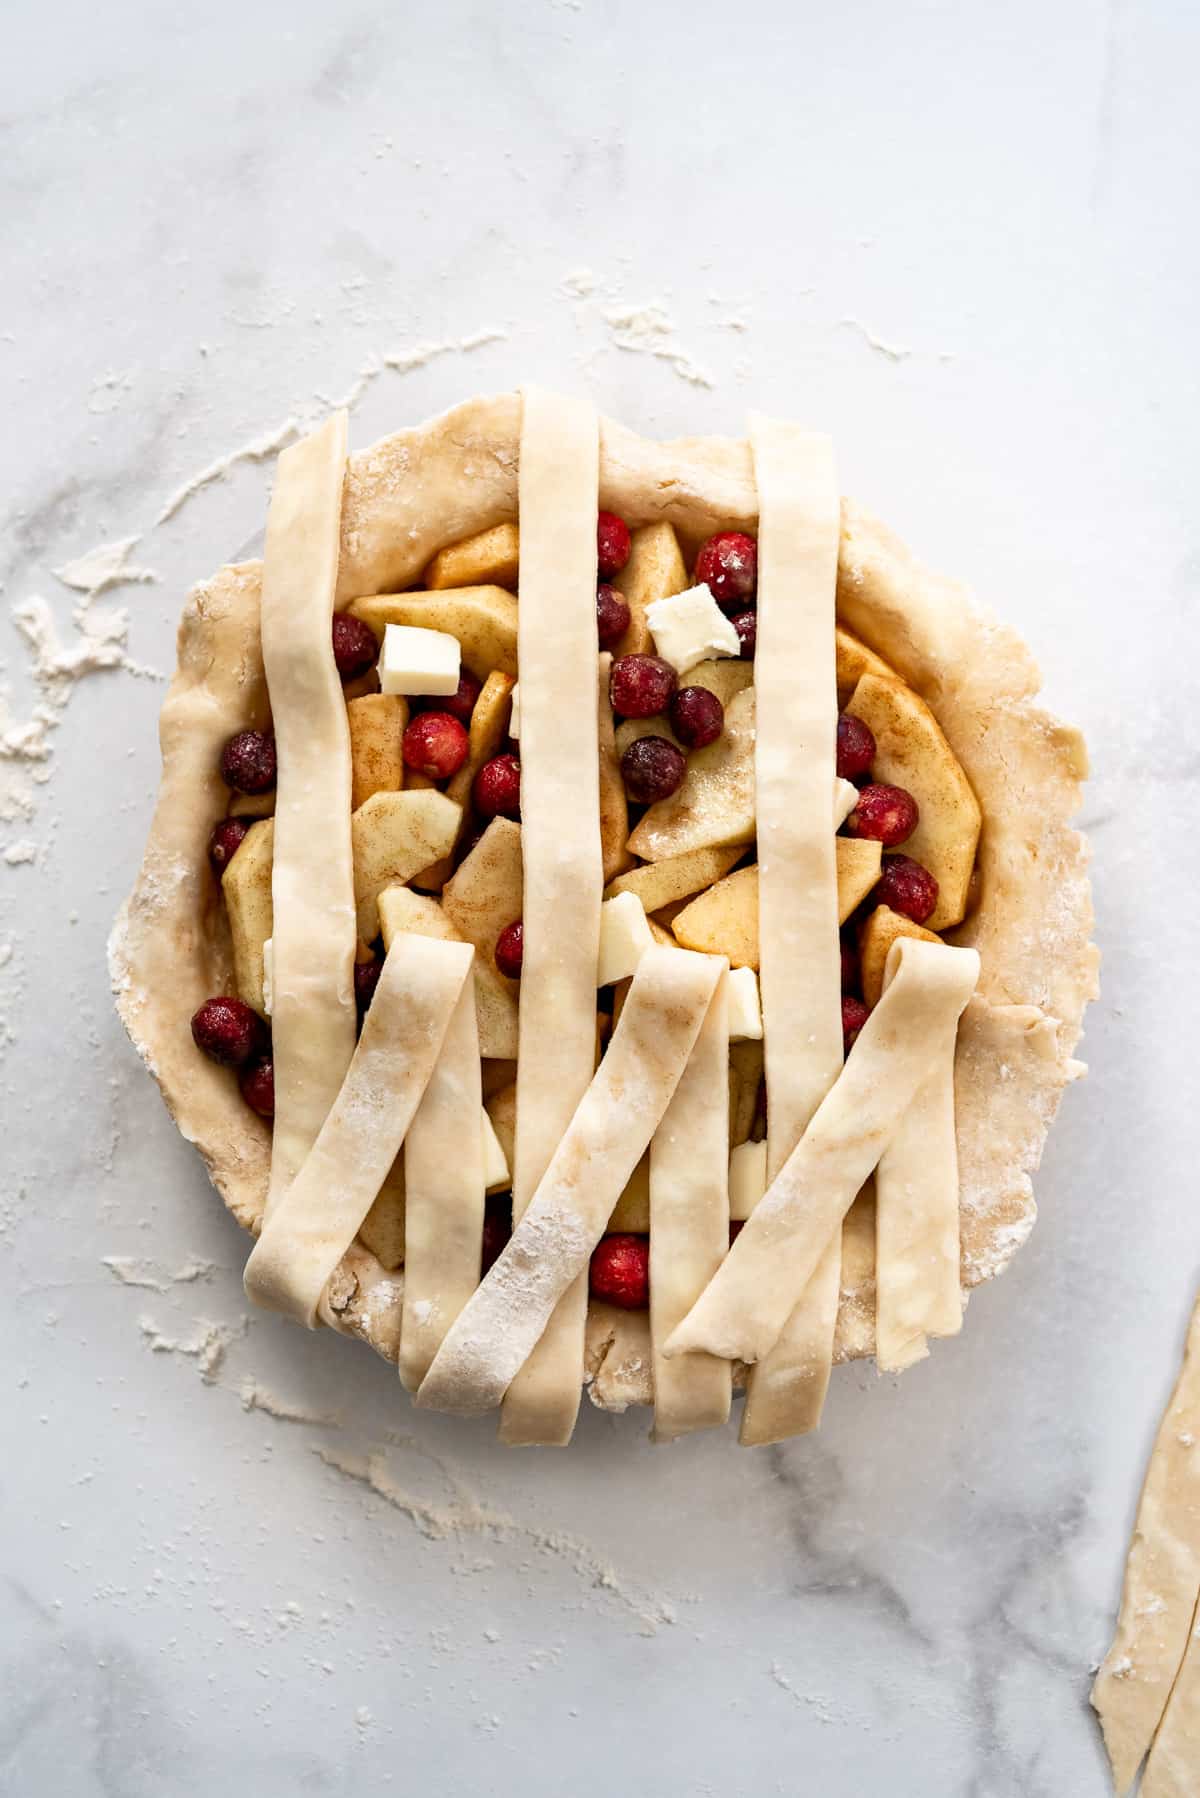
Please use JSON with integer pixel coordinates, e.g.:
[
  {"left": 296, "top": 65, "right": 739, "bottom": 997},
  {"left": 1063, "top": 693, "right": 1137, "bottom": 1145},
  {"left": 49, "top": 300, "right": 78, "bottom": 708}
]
[
  {"left": 1092, "top": 1291, "right": 1200, "bottom": 1795},
  {"left": 500, "top": 388, "right": 604, "bottom": 1448},
  {"left": 739, "top": 417, "right": 843, "bottom": 1446},
  {"left": 244, "top": 935, "right": 473, "bottom": 1326},
  {"left": 399, "top": 977, "right": 486, "bottom": 1392},
  {"left": 260, "top": 412, "right": 359, "bottom": 1217},
  {"left": 649, "top": 971, "right": 732, "bottom": 1441},
  {"left": 874, "top": 993, "right": 964, "bottom": 1372},
  {"left": 418, "top": 946, "right": 724, "bottom": 1419},
  {"left": 665, "top": 939, "right": 980, "bottom": 1367}
]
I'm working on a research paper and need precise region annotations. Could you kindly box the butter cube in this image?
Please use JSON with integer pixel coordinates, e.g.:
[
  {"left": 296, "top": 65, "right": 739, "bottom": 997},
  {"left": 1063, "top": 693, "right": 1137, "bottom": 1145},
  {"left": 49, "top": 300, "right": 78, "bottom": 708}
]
[
  {"left": 835, "top": 777, "right": 858, "bottom": 828},
  {"left": 379, "top": 623, "right": 461, "bottom": 697},
  {"left": 261, "top": 937, "right": 274, "bottom": 1018},
  {"left": 597, "top": 891, "right": 654, "bottom": 987},
  {"left": 481, "top": 1107, "right": 510, "bottom": 1192},
  {"left": 509, "top": 682, "right": 521, "bottom": 740},
  {"left": 645, "top": 583, "right": 739, "bottom": 675},
  {"left": 729, "top": 1139, "right": 768, "bottom": 1221},
  {"left": 727, "top": 966, "right": 762, "bottom": 1041}
]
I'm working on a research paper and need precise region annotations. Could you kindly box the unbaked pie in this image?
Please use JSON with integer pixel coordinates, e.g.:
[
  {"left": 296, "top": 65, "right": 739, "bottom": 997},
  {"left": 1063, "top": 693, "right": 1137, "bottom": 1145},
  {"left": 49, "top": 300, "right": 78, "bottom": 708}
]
[{"left": 110, "top": 390, "right": 1096, "bottom": 1447}]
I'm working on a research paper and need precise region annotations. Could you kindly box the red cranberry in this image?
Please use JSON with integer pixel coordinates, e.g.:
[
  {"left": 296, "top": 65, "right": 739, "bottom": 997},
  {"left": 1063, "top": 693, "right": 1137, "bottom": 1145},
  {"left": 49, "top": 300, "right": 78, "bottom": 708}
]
[
  {"left": 208, "top": 817, "right": 249, "bottom": 876},
  {"left": 403, "top": 711, "right": 469, "bottom": 782},
  {"left": 621, "top": 736, "right": 687, "bottom": 804},
  {"left": 331, "top": 613, "right": 379, "bottom": 681},
  {"left": 495, "top": 919, "right": 524, "bottom": 979},
  {"left": 418, "top": 670, "right": 481, "bottom": 727},
  {"left": 596, "top": 583, "right": 631, "bottom": 651},
  {"left": 589, "top": 1233, "right": 650, "bottom": 1309},
  {"left": 597, "top": 511, "right": 632, "bottom": 578},
  {"left": 354, "top": 958, "right": 383, "bottom": 1015},
  {"left": 668, "top": 685, "right": 724, "bottom": 749},
  {"left": 219, "top": 730, "right": 276, "bottom": 794},
  {"left": 239, "top": 1057, "right": 275, "bottom": 1119},
  {"left": 481, "top": 1194, "right": 513, "bottom": 1276},
  {"left": 845, "top": 783, "right": 919, "bottom": 847},
  {"left": 837, "top": 713, "right": 876, "bottom": 782},
  {"left": 729, "top": 1219, "right": 745, "bottom": 1244},
  {"left": 191, "top": 996, "right": 263, "bottom": 1068},
  {"left": 695, "top": 531, "right": 757, "bottom": 610},
  {"left": 840, "top": 939, "right": 859, "bottom": 993},
  {"left": 609, "top": 653, "right": 676, "bottom": 718},
  {"left": 474, "top": 752, "right": 521, "bottom": 820},
  {"left": 877, "top": 855, "right": 939, "bottom": 925},
  {"left": 842, "top": 995, "right": 870, "bottom": 1053},
  {"left": 730, "top": 610, "right": 756, "bottom": 660}
]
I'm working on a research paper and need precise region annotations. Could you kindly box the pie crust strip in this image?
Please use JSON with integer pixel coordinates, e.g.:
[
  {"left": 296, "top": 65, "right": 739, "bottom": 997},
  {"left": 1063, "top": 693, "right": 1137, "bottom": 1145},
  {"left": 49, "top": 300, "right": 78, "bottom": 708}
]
[
  {"left": 260, "top": 412, "right": 359, "bottom": 1218},
  {"left": 499, "top": 388, "right": 605, "bottom": 1447},
  {"left": 664, "top": 939, "right": 980, "bottom": 1367},
  {"left": 1092, "top": 1290, "right": 1200, "bottom": 1795},
  {"left": 1139, "top": 1596, "right": 1200, "bottom": 1797},
  {"left": 418, "top": 946, "right": 724, "bottom": 1419},
  {"left": 398, "top": 976, "right": 485, "bottom": 1392},
  {"left": 739, "top": 417, "right": 843, "bottom": 1447},
  {"left": 244, "top": 934, "right": 473, "bottom": 1326},
  {"left": 649, "top": 971, "right": 732, "bottom": 1441}
]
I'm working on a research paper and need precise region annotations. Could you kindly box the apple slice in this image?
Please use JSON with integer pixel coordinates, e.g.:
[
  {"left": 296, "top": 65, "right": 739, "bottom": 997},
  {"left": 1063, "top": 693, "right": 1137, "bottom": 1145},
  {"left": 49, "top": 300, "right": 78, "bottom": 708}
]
[
  {"left": 597, "top": 653, "right": 633, "bottom": 883},
  {"left": 848, "top": 672, "right": 981, "bottom": 929},
  {"left": 227, "top": 790, "right": 275, "bottom": 820},
  {"left": 378, "top": 885, "right": 518, "bottom": 1060},
  {"left": 347, "top": 693, "right": 407, "bottom": 809},
  {"left": 350, "top": 586, "right": 518, "bottom": 683},
  {"left": 359, "top": 1158, "right": 406, "bottom": 1270},
  {"left": 858, "top": 903, "right": 941, "bottom": 1007},
  {"left": 607, "top": 1152, "right": 650, "bottom": 1232},
  {"left": 484, "top": 1078, "right": 517, "bottom": 1176},
  {"left": 441, "top": 816, "right": 524, "bottom": 989},
  {"left": 612, "top": 521, "right": 689, "bottom": 656},
  {"left": 481, "top": 1057, "right": 517, "bottom": 1101},
  {"left": 671, "top": 842, "right": 882, "bottom": 969},
  {"left": 684, "top": 658, "right": 754, "bottom": 708},
  {"left": 613, "top": 715, "right": 685, "bottom": 759},
  {"left": 424, "top": 523, "right": 520, "bottom": 593},
  {"left": 351, "top": 789, "right": 461, "bottom": 940},
  {"left": 605, "top": 843, "right": 743, "bottom": 913},
  {"left": 412, "top": 669, "right": 514, "bottom": 890},
  {"left": 836, "top": 624, "right": 894, "bottom": 704},
  {"left": 627, "top": 686, "right": 756, "bottom": 861},
  {"left": 729, "top": 1039, "right": 764, "bottom": 1148},
  {"left": 221, "top": 817, "right": 274, "bottom": 1016}
]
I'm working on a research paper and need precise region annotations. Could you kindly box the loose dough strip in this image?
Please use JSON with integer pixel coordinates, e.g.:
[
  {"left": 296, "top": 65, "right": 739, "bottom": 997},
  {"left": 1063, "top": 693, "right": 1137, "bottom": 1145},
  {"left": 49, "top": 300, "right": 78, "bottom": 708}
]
[
  {"left": 418, "top": 947, "right": 723, "bottom": 1418},
  {"left": 1093, "top": 1291, "right": 1200, "bottom": 1795},
  {"left": 399, "top": 977, "right": 485, "bottom": 1391},
  {"left": 740, "top": 417, "right": 843, "bottom": 1447},
  {"left": 665, "top": 939, "right": 980, "bottom": 1367},
  {"left": 500, "top": 388, "right": 604, "bottom": 1447},
  {"left": 649, "top": 972, "right": 732, "bottom": 1441},
  {"left": 261, "top": 412, "right": 358, "bottom": 1217},
  {"left": 1140, "top": 1601, "right": 1200, "bottom": 1797},
  {"left": 244, "top": 935, "right": 472, "bottom": 1326}
]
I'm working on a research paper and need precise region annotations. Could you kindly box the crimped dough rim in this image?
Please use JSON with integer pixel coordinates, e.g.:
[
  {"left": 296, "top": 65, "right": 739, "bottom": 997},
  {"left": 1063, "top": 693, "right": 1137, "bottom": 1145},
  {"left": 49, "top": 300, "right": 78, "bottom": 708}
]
[{"left": 108, "top": 392, "right": 1098, "bottom": 1402}]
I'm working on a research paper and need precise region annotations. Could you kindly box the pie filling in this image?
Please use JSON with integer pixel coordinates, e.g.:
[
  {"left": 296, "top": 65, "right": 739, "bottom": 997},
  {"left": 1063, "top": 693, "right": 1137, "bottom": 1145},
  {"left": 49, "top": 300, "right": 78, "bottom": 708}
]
[{"left": 182, "top": 393, "right": 989, "bottom": 1446}]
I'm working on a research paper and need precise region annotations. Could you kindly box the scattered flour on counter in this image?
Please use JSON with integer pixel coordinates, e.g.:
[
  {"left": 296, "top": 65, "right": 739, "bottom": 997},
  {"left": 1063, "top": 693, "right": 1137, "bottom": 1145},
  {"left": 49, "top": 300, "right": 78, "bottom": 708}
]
[
  {"left": 137, "top": 1314, "right": 247, "bottom": 1382},
  {"left": 316, "top": 1444, "right": 679, "bottom": 1636},
  {"left": 602, "top": 302, "right": 715, "bottom": 388},
  {"left": 54, "top": 535, "right": 157, "bottom": 598},
  {"left": 156, "top": 418, "right": 302, "bottom": 524},
  {"left": 3, "top": 839, "right": 36, "bottom": 865},
  {"left": 561, "top": 267, "right": 597, "bottom": 298},
  {"left": 101, "top": 1255, "right": 218, "bottom": 1292},
  {"left": 769, "top": 1661, "right": 838, "bottom": 1723},
  {"left": 239, "top": 1379, "right": 342, "bottom": 1429},
  {"left": 840, "top": 317, "right": 913, "bottom": 362},
  {"left": 383, "top": 327, "right": 508, "bottom": 376}
]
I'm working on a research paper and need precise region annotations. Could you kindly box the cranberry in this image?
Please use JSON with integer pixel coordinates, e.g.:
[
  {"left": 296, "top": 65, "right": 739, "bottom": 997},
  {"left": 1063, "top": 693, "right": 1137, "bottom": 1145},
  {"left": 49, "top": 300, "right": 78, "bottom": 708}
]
[
  {"left": 354, "top": 957, "right": 383, "bottom": 1015},
  {"left": 589, "top": 1233, "right": 650, "bottom": 1309},
  {"left": 621, "top": 736, "right": 687, "bottom": 804},
  {"left": 219, "top": 730, "right": 276, "bottom": 795},
  {"left": 495, "top": 919, "right": 524, "bottom": 979},
  {"left": 845, "top": 783, "right": 919, "bottom": 847},
  {"left": 474, "top": 752, "right": 521, "bottom": 820},
  {"left": 877, "top": 855, "right": 939, "bottom": 925},
  {"left": 610, "top": 653, "right": 676, "bottom": 719},
  {"left": 207, "top": 817, "right": 249, "bottom": 876},
  {"left": 596, "top": 582, "right": 631, "bottom": 650},
  {"left": 842, "top": 995, "right": 870, "bottom": 1054},
  {"left": 730, "top": 609, "right": 757, "bottom": 660},
  {"left": 403, "top": 711, "right": 469, "bottom": 782},
  {"left": 239, "top": 1057, "right": 275, "bottom": 1119},
  {"left": 597, "top": 511, "right": 632, "bottom": 578},
  {"left": 191, "top": 996, "right": 264, "bottom": 1068},
  {"left": 418, "top": 669, "right": 481, "bottom": 728},
  {"left": 669, "top": 685, "right": 724, "bottom": 749},
  {"left": 840, "top": 939, "right": 859, "bottom": 993},
  {"left": 695, "top": 531, "right": 757, "bottom": 610},
  {"left": 481, "top": 1194, "right": 513, "bottom": 1276},
  {"left": 837, "top": 713, "right": 876, "bottom": 782},
  {"left": 729, "top": 1219, "right": 745, "bottom": 1244},
  {"left": 331, "top": 613, "right": 378, "bottom": 681}
]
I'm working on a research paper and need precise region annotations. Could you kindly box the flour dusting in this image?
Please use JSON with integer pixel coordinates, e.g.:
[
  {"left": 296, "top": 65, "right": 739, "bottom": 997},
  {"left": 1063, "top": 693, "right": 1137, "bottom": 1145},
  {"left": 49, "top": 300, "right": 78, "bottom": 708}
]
[
  {"left": 102, "top": 1254, "right": 218, "bottom": 1293},
  {"left": 603, "top": 302, "right": 715, "bottom": 388},
  {"left": 137, "top": 1314, "right": 247, "bottom": 1382},
  {"left": 841, "top": 317, "right": 913, "bottom": 362},
  {"left": 240, "top": 1379, "right": 342, "bottom": 1429},
  {"left": 156, "top": 418, "right": 302, "bottom": 524},
  {"left": 55, "top": 535, "right": 157, "bottom": 597}
]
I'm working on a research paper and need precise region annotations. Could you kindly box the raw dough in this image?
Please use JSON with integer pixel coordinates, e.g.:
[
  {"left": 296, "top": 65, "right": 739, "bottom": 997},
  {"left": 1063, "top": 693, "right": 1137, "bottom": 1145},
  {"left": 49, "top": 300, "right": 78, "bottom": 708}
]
[
  {"left": 244, "top": 935, "right": 472, "bottom": 1326},
  {"left": 665, "top": 939, "right": 980, "bottom": 1366},
  {"left": 418, "top": 947, "right": 723, "bottom": 1418},
  {"left": 1140, "top": 1604, "right": 1200, "bottom": 1797}
]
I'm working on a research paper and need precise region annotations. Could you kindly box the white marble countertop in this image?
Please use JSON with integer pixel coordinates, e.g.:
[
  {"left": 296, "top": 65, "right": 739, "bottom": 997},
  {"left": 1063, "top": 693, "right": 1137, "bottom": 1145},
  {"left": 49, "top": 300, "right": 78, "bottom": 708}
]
[{"left": 3, "top": 2, "right": 1196, "bottom": 1791}]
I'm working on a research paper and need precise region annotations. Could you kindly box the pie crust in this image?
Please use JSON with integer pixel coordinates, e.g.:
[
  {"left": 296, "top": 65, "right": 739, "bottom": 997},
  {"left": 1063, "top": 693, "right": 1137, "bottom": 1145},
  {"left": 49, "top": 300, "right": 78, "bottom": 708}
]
[{"left": 109, "top": 391, "right": 1097, "bottom": 1408}]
